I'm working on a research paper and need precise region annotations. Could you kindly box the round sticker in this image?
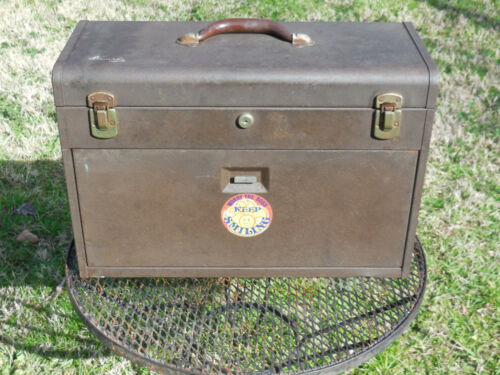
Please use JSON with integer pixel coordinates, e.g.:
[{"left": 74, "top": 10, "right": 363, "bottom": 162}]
[{"left": 221, "top": 194, "right": 273, "bottom": 237}]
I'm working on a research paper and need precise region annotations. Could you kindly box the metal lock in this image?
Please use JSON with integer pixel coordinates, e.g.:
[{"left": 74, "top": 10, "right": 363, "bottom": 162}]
[
  {"left": 373, "top": 93, "right": 403, "bottom": 140},
  {"left": 88, "top": 91, "right": 118, "bottom": 138},
  {"left": 236, "top": 113, "right": 254, "bottom": 129}
]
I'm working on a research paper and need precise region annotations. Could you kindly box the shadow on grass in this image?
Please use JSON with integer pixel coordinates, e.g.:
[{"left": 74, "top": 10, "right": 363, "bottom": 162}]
[
  {"left": 0, "top": 160, "right": 107, "bottom": 360},
  {"left": 0, "top": 321, "right": 104, "bottom": 360},
  {"left": 0, "top": 289, "right": 108, "bottom": 360},
  {"left": 0, "top": 159, "right": 71, "bottom": 288},
  {"left": 423, "top": 0, "right": 499, "bottom": 31}
]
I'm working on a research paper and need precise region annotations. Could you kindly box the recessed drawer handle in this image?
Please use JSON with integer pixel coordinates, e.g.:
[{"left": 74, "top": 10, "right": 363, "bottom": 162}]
[
  {"left": 232, "top": 175, "right": 258, "bottom": 184},
  {"left": 222, "top": 168, "right": 269, "bottom": 194},
  {"left": 177, "top": 18, "right": 314, "bottom": 47}
]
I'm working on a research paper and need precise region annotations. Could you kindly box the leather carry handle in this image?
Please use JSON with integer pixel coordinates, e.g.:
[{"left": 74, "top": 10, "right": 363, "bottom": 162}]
[{"left": 177, "top": 18, "right": 314, "bottom": 47}]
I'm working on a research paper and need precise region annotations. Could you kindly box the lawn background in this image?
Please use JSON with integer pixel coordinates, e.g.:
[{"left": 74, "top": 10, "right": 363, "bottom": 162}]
[{"left": 0, "top": 0, "right": 498, "bottom": 374}]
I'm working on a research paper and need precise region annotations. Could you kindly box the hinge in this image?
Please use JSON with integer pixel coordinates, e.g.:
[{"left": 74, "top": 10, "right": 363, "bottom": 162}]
[
  {"left": 373, "top": 93, "right": 403, "bottom": 140},
  {"left": 88, "top": 91, "right": 118, "bottom": 138}
]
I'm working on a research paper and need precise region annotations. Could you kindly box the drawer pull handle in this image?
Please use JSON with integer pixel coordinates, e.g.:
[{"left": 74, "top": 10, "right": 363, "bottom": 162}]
[
  {"left": 232, "top": 176, "right": 258, "bottom": 184},
  {"left": 222, "top": 168, "right": 269, "bottom": 193},
  {"left": 177, "top": 18, "right": 314, "bottom": 47}
]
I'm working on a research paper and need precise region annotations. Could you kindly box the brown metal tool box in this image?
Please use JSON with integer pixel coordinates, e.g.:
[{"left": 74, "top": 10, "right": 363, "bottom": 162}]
[{"left": 52, "top": 19, "right": 438, "bottom": 278}]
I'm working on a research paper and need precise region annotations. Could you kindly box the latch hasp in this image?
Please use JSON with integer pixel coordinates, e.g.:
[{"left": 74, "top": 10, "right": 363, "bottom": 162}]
[
  {"left": 374, "top": 93, "right": 403, "bottom": 140},
  {"left": 88, "top": 91, "right": 118, "bottom": 138}
]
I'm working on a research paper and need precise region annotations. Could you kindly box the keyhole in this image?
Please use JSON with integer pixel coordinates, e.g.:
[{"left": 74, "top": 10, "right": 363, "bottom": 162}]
[{"left": 237, "top": 113, "right": 254, "bottom": 129}]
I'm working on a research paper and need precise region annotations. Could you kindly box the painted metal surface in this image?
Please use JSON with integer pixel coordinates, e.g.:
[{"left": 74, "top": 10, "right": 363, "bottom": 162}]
[
  {"left": 52, "top": 21, "right": 437, "bottom": 108},
  {"left": 56, "top": 108, "right": 427, "bottom": 150},
  {"left": 52, "top": 20, "right": 438, "bottom": 278},
  {"left": 73, "top": 149, "right": 417, "bottom": 277}
]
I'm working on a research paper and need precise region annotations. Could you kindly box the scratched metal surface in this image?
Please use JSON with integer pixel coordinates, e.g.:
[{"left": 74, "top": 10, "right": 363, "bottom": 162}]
[{"left": 53, "top": 21, "right": 436, "bottom": 108}]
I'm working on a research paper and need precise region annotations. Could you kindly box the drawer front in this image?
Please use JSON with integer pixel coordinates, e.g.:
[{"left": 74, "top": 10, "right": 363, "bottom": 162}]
[
  {"left": 73, "top": 149, "right": 417, "bottom": 274},
  {"left": 59, "top": 108, "right": 426, "bottom": 150}
]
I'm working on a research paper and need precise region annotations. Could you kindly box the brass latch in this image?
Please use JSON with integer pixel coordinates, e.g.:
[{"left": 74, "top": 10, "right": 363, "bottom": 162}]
[
  {"left": 88, "top": 91, "right": 118, "bottom": 138},
  {"left": 373, "top": 93, "right": 403, "bottom": 140}
]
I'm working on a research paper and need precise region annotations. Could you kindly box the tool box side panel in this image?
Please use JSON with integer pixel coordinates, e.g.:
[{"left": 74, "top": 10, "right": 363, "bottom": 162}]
[
  {"left": 400, "top": 23, "right": 438, "bottom": 276},
  {"left": 62, "top": 149, "right": 89, "bottom": 278},
  {"left": 52, "top": 20, "right": 88, "bottom": 108},
  {"left": 403, "top": 22, "right": 439, "bottom": 109},
  {"left": 52, "top": 21, "right": 91, "bottom": 278},
  {"left": 401, "top": 110, "right": 435, "bottom": 277}
]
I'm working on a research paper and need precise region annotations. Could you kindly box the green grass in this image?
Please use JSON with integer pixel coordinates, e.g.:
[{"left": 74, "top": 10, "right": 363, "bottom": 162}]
[{"left": 0, "top": 0, "right": 499, "bottom": 374}]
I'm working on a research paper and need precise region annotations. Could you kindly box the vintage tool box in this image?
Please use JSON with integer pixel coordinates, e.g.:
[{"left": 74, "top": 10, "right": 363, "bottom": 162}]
[{"left": 52, "top": 19, "right": 438, "bottom": 278}]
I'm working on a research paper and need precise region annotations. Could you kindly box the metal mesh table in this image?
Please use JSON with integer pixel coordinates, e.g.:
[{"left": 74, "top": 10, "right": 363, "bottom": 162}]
[{"left": 66, "top": 240, "right": 426, "bottom": 374}]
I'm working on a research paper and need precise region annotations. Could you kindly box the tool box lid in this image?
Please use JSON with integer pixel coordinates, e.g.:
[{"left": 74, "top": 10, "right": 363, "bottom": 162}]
[{"left": 52, "top": 20, "right": 438, "bottom": 108}]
